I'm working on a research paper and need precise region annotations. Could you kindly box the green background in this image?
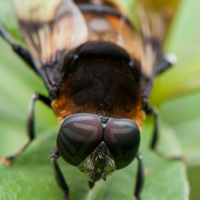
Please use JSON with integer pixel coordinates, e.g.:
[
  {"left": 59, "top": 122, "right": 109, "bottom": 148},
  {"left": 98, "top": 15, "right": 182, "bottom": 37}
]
[{"left": 0, "top": 0, "right": 200, "bottom": 199}]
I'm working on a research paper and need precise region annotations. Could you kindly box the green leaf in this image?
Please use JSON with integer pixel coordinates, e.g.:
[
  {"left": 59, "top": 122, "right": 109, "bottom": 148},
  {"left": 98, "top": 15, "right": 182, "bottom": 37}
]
[
  {"left": 160, "top": 95, "right": 200, "bottom": 168},
  {"left": 0, "top": 120, "right": 188, "bottom": 200},
  {"left": 0, "top": 0, "right": 24, "bottom": 45},
  {"left": 0, "top": 0, "right": 194, "bottom": 199},
  {"left": 0, "top": 29, "right": 188, "bottom": 200},
  {"left": 151, "top": 0, "right": 200, "bottom": 105}
]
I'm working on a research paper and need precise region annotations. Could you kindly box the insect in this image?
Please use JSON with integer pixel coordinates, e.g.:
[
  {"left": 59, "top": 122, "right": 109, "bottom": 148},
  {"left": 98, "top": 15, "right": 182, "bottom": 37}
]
[{"left": 0, "top": 0, "right": 183, "bottom": 199}]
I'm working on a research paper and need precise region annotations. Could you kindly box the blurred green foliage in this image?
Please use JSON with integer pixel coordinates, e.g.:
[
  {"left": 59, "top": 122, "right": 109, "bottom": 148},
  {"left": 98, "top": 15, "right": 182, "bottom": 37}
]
[{"left": 0, "top": 0, "right": 200, "bottom": 199}]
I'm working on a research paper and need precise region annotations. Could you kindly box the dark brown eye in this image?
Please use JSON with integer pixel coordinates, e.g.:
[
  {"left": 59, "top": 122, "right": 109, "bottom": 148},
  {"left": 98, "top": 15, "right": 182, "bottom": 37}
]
[
  {"left": 57, "top": 113, "right": 103, "bottom": 166},
  {"left": 104, "top": 118, "right": 140, "bottom": 169}
]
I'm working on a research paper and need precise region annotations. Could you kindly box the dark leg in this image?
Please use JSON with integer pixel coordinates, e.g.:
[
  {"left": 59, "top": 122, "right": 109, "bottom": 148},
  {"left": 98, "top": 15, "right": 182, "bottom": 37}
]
[
  {"left": 0, "top": 22, "right": 60, "bottom": 99},
  {"left": 88, "top": 181, "right": 95, "bottom": 189},
  {"left": 155, "top": 53, "right": 177, "bottom": 75},
  {"left": 1, "top": 92, "right": 51, "bottom": 166},
  {"left": 0, "top": 22, "right": 37, "bottom": 74},
  {"left": 51, "top": 148, "right": 69, "bottom": 200},
  {"left": 134, "top": 153, "right": 144, "bottom": 200},
  {"left": 144, "top": 105, "right": 184, "bottom": 161}
]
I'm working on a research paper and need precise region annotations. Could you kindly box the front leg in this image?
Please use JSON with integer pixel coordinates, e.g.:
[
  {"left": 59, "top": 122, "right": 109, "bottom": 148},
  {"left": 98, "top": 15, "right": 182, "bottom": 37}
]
[
  {"left": 0, "top": 22, "right": 37, "bottom": 74},
  {"left": 155, "top": 53, "right": 177, "bottom": 75},
  {"left": 143, "top": 100, "right": 184, "bottom": 161},
  {"left": 0, "top": 22, "right": 60, "bottom": 99},
  {"left": 51, "top": 148, "right": 69, "bottom": 200},
  {"left": 134, "top": 153, "right": 144, "bottom": 200},
  {"left": 1, "top": 92, "right": 51, "bottom": 165}
]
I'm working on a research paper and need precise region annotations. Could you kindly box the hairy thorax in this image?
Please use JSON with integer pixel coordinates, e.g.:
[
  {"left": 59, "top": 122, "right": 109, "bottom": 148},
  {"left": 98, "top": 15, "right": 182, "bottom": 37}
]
[{"left": 52, "top": 56, "right": 145, "bottom": 128}]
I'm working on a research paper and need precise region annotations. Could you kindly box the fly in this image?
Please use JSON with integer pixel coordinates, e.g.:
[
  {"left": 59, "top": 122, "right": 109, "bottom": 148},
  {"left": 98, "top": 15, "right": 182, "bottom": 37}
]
[{"left": 0, "top": 0, "right": 183, "bottom": 199}]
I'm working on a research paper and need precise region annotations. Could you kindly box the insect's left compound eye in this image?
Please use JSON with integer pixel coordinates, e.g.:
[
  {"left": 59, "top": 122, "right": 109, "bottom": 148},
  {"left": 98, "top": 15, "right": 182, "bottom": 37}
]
[
  {"left": 57, "top": 113, "right": 103, "bottom": 166},
  {"left": 104, "top": 118, "right": 140, "bottom": 169}
]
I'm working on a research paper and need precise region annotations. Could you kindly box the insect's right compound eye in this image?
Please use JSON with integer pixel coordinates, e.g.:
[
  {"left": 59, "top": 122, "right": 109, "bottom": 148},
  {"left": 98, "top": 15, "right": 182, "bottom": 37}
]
[
  {"left": 57, "top": 113, "right": 103, "bottom": 166},
  {"left": 104, "top": 118, "right": 140, "bottom": 169}
]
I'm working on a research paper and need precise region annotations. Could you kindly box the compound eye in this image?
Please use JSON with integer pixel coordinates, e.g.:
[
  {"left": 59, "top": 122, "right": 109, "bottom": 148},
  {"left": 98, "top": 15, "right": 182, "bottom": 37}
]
[
  {"left": 57, "top": 113, "right": 103, "bottom": 166},
  {"left": 104, "top": 118, "right": 140, "bottom": 169}
]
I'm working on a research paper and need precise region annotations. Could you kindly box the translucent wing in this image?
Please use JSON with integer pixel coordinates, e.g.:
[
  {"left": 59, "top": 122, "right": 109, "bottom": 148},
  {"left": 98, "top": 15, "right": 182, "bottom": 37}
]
[
  {"left": 140, "top": 0, "right": 181, "bottom": 33},
  {"left": 138, "top": 0, "right": 182, "bottom": 78},
  {"left": 13, "top": 0, "right": 88, "bottom": 98},
  {"left": 136, "top": 0, "right": 182, "bottom": 100}
]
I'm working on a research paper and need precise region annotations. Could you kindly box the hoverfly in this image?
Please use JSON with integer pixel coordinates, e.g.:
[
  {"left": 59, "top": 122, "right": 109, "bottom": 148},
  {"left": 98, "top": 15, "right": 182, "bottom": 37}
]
[{"left": 0, "top": 0, "right": 183, "bottom": 199}]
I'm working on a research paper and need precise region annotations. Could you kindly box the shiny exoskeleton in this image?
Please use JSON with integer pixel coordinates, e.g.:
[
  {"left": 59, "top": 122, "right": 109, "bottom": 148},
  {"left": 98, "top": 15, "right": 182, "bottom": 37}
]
[{"left": 0, "top": 0, "right": 182, "bottom": 199}]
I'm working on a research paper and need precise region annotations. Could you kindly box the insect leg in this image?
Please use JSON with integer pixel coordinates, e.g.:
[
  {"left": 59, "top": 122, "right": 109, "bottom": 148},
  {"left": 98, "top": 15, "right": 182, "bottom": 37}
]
[
  {"left": 134, "top": 153, "right": 143, "bottom": 200},
  {"left": 155, "top": 54, "right": 177, "bottom": 75},
  {"left": 88, "top": 181, "right": 95, "bottom": 189},
  {"left": 0, "top": 22, "right": 37, "bottom": 74},
  {"left": 144, "top": 105, "right": 184, "bottom": 161},
  {"left": 1, "top": 92, "right": 51, "bottom": 166},
  {"left": 51, "top": 148, "right": 69, "bottom": 200}
]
